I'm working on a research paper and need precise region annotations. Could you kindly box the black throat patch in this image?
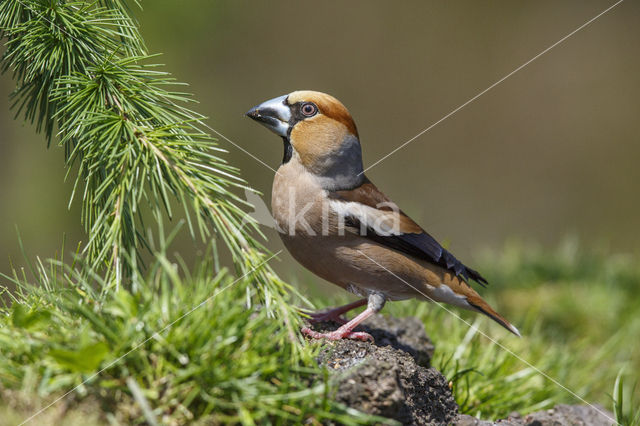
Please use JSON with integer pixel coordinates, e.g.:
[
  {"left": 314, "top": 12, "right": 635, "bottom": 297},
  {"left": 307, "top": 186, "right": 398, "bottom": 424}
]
[{"left": 281, "top": 137, "right": 293, "bottom": 164}]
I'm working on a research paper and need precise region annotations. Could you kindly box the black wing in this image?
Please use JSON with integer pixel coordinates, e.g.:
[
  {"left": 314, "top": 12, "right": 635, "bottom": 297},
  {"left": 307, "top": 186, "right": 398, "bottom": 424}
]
[{"left": 345, "top": 216, "right": 488, "bottom": 287}]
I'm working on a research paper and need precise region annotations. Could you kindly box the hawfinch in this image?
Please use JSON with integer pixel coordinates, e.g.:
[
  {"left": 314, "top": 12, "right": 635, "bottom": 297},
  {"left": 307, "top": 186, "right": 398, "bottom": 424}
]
[{"left": 246, "top": 91, "right": 520, "bottom": 341}]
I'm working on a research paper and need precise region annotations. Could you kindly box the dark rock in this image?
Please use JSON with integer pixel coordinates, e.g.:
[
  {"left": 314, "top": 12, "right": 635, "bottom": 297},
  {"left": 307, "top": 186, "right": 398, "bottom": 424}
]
[
  {"left": 314, "top": 315, "right": 457, "bottom": 425},
  {"left": 454, "top": 414, "right": 500, "bottom": 426},
  {"left": 361, "top": 314, "right": 435, "bottom": 367},
  {"left": 312, "top": 313, "right": 435, "bottom": 367},
  {"left": 310, "top": 314, "right": 614, "bottom": 426},
  {"left": 521, "top": 404, "right": 614, "bottom": 426},
  {"left": 453, "top": 404, "right": 615, "bottom": 426}
]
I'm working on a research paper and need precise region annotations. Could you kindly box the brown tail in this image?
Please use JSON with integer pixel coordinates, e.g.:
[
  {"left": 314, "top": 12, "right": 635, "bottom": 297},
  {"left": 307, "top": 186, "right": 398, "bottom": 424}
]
[{"left": 467, "top": 299, "right": 521, "bottom": 337}]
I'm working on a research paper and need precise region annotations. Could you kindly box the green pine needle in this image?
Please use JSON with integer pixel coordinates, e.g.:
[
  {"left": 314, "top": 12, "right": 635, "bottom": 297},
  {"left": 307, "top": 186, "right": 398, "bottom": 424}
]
[{"left": 1, "top": 0, "right": 304, "bottom": 339}]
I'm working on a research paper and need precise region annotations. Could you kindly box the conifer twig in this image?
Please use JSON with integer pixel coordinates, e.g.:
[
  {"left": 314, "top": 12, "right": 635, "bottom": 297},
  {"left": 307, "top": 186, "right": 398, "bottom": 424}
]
[{"left": 0, "top": 0, "right": 304, "bottom": 338}]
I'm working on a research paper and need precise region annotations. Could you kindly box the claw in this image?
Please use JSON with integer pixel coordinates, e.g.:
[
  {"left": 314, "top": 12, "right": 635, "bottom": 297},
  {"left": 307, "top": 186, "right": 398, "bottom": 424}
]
[
  {"left": 344, "top": 331, "right": 375, "bottom": 342},
  {"left": 300, "top": 297, "right": 380, "bottom": 343}
]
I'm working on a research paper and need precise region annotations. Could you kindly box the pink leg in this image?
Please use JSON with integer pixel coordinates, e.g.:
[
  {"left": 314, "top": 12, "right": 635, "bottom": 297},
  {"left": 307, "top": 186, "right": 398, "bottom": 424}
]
[
  {"left": 302, "top": 305, "right": 377, "bottom": 342},
  {"left": 304, "top": 298, "right": 367, "bottom": 325}
]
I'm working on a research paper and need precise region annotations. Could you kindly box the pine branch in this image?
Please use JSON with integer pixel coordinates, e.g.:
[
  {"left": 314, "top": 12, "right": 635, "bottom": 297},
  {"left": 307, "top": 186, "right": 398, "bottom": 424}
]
[{"left": 1, "top": 1, "right": 303, "bottom": 338}]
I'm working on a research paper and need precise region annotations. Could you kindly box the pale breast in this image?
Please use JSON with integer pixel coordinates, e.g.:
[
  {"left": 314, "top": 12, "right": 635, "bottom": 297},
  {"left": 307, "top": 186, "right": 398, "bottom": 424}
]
[
  {"left": 272, "top": 159, "right": 330, "bottom": 236},
  {"left": 271, "top": 158, "right": 470, "bottom": 304}
]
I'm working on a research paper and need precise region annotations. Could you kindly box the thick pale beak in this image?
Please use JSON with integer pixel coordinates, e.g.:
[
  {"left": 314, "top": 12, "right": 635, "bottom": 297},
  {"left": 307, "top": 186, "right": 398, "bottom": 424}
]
[{"left": 245, "top": 94, "right": 291, "bottom": 137}]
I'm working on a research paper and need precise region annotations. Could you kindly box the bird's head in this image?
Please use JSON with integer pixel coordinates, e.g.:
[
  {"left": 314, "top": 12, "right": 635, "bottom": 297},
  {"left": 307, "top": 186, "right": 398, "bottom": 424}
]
[{"left": 246, "top": 90, "right": 364, "bottom": 188}]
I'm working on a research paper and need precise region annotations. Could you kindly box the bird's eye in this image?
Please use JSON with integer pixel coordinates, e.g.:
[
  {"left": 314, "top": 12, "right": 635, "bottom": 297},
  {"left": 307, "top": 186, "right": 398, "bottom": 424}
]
[{"left": 301, "top": 102, "right": 318, "bottom": 117}]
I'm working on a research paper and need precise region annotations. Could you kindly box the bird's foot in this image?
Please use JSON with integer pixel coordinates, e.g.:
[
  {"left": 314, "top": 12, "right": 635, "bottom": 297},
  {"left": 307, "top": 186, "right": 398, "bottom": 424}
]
[
  {"left": 301, "top": 298, "right": 368, "bottom": 326},
  {"left": 301, "top": 326, "right": 374, "bottom": 343}
]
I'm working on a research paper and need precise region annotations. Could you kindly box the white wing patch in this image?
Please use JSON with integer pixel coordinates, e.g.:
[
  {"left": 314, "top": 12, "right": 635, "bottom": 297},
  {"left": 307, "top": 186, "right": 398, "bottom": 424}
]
[
  {"left": 329, "top": 200, "right": 402, "bottom": 236},
  {"left": 425, "top": 284, "right": 471, "bottom": 308}
]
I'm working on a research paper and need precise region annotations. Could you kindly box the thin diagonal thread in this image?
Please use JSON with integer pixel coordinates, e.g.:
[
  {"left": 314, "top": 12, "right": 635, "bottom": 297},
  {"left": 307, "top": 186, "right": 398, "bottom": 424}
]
[
  {"left": 361, "top": 0, "right": 625, "bottom": 175},
  {"left": 356, "top": 249, "right": 616, "bottom": 424},
  {"left": 18, "top": 251, "right": 282, "bottom": 426},
  {"left": 11, "top": 0, "right": 279, "bottom": 175}
]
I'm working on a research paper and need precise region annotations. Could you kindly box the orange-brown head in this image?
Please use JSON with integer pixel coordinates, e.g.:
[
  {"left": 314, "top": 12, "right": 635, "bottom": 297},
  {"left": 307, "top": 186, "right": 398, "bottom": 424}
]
[{"left": 246, "top": 91, "right": 364, "bottom": 189}]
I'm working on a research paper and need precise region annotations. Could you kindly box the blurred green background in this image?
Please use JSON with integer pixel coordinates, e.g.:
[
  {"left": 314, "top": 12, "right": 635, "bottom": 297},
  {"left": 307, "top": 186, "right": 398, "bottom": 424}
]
[
  {"left": 1, "top": 1, "right": 640, "bottom": 420},
  {"left": 1, "top": 0, "right": 639, "bottom": 279}
]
